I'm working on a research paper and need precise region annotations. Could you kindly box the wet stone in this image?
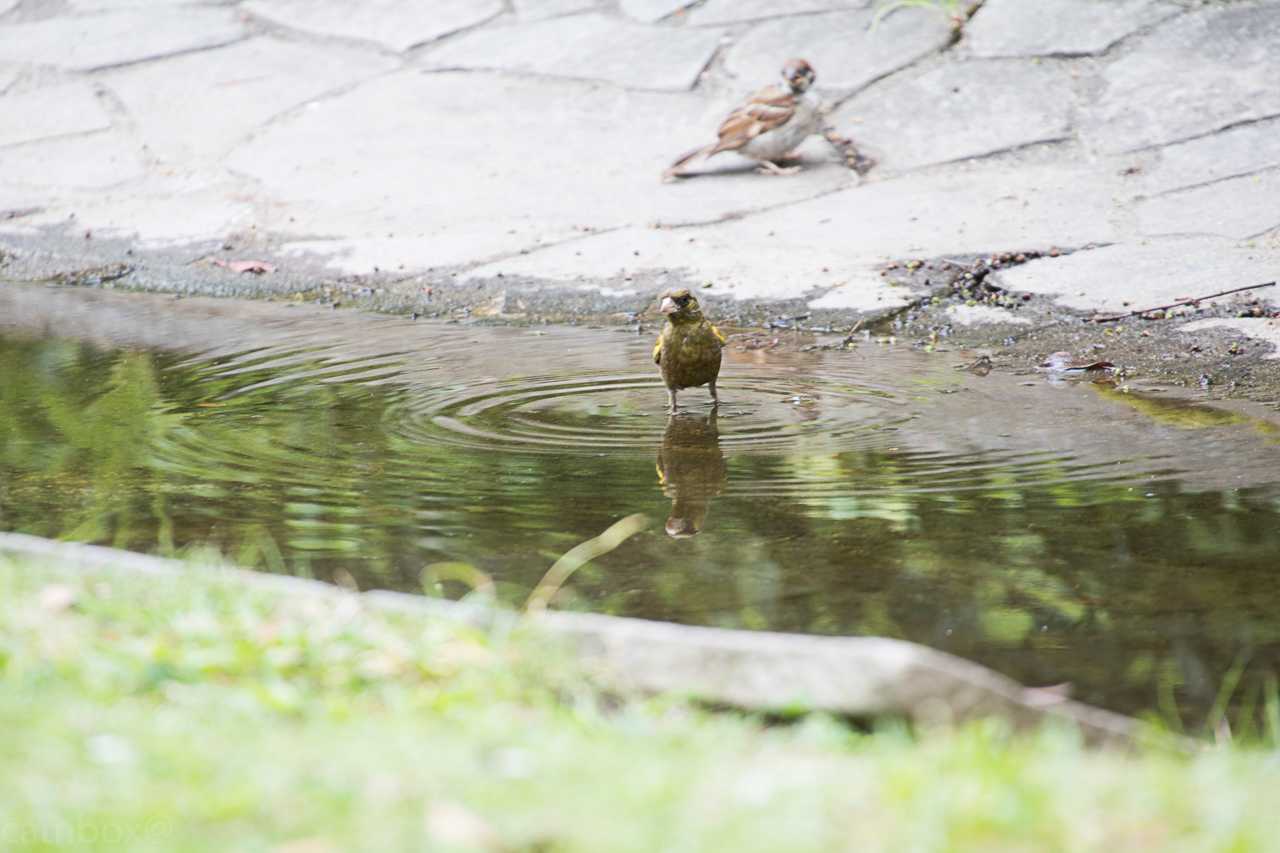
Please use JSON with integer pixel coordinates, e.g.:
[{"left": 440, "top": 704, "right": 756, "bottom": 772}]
[
  {"left": 243, "top": 0, "right": 502, "bottom": 52},
  {"left": 831, "top": 60, "right": 1075, "bottom": 171},
  {"left": 101, "top": 37, "right": 397, "bottom": 163},
  {"left": 963, "top": 0, "right": 1177, "bottom": 58},
  {"left": 0, "top": 82, "right": 111, "bottom": 147},
  {"left": 1136, "top": 116, "right": 1280, "bottom": 196},
  {"left": 0, "top": 8, "right": 245, "bottom": 71},
  {"left": 1136, "top": 170, "right": 1280, "bottom": 240},
  {"left": 424, "top": 13, "right": 726, "bottom": 91},
  {"left": 723, "top": 7, "right": 951, "bottom": 93},
  {"left": 992, "top": 238, "right": 1280, "bottom": 313},
  {"left": 687, "top": 0, "right": 868, "bottom": 27},
  {"left": 1083, "top": 3, "right": 1280, "bottom": 153}
]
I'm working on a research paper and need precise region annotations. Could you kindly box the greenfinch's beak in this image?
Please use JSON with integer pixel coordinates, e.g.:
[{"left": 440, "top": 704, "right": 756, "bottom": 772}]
[{"left": 659, "top": 296, "right": 678, "bottom": 315}]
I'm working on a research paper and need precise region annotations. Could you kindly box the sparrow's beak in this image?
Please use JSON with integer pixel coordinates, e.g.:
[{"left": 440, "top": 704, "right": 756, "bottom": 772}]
[{"left": 659, "top": 296, "right": 678, "bottom": 315}]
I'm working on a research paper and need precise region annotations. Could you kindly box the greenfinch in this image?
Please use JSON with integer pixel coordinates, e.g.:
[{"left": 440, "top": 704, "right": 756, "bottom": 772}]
[{"left": 652, "top": 288, "right": 726, "bottom": 413}]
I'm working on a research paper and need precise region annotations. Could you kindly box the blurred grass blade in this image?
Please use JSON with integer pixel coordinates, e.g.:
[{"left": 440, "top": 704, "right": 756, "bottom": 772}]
[
  {"left": 1205, "top": 653, "right": 1248, "bottom": 744},
  {"left": 1265, "top": 672, "right": 1280, "bottom": 747},
  {"left": 423, "top": 561, "right": 495, "bottom": 600},
  {"left": 526, "top": 514, "right": 650, "bottom": 615}
]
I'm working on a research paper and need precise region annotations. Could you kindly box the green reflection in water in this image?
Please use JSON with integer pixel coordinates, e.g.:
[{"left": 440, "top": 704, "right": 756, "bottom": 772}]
[{"left": 2, "top": 331, "right": 1279, "bottom": 726}]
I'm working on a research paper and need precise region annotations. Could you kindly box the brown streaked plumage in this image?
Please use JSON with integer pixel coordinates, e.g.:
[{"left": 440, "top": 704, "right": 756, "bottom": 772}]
[
  {"left": 653, "top": 288, "right": 726, "bottom": 413},
  {"left": 665, "top": 58, "right": 820, "bottom": 179}
]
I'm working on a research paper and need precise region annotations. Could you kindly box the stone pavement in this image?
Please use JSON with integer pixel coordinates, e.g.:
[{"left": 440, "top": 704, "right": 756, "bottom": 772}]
[{"left": 1, "top": 0, "right": 1278, "bottom": 345}]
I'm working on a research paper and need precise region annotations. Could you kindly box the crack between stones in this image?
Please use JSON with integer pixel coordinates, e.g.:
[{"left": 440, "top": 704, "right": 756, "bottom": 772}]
[
  {"left": 415, "top": 63, "right": 710, "bottom": 94},
  {"left": 880, "top": 134, "right": 1077, "bottom": 179},
  {"left": 233, "top": 63, "right": 409, "bottom": 145},
  {"left": 450, "top": 225, "right": 632, "bottom": 274},
  {"left": 826, "top": 2, "right": 982, "bottom": 112},
  {"left": 655, "top": 177, "right": 858, "bottom": 231},
  {"left": 78, "top": 34, "right": 249, "bottom": 75},
  {"left": 1124, "top": 111, "right": 1280, "bottom": 155},
  {"left": 1142, "top": 162, "right": 1280, "bottom": 201},
  {"left": 403, "top": 6, "right": 507, "bottom": 54}
]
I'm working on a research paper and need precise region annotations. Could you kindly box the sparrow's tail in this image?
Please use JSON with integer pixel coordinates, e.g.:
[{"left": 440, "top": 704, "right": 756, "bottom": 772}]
[{"left": 664, "top": 143, "right": 715, "bottom": 178}]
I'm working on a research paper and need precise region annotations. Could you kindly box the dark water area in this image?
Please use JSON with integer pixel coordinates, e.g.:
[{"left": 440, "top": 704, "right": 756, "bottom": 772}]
[{"left": 2, "top": 286, "right": 1279, "bottom": 726}]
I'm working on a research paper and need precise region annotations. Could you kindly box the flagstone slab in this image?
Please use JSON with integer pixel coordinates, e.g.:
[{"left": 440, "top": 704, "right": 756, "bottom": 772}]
[
  {"left": 992, "top": 239, "right": 1280, "bottom": 313},
  {"left": 424, "top": 13, "right": 726, "bottom": 91},
  {"left": 228, "top": 71, "right": 851, "bottom": 272},
  {"left": 101, "top": 37, "right": 396, "bottom": 164},
  {"left": 1083, "top": 3, "right": 1280, "bottom": 152},
  {"left": 964, "top": 0, "right": 1178, "bottom": 58},
  {"left": 243, "top": 0, "right": 501, "bottom": 51},
  {"left": 687, "top": 0, "right": 868, "bottom": 27},
  {"left": 0, "top": 82, "right": 112, "bottom": 147},
  {"left": 1136, "top": 170, "right": 1280, "bottom": 240},
  {"left": 461, "top": 161, "right": 1122, "bottom": 306},
  {"left": 0, "top": 7, "right": 244, "bottom": 71},
  {"left": 1, "top": 131, "right": 146, "bottom": 190},
  {"left": 1136, "top": 117, "right": 1280, "bottom": 196},
  {"left": 723, "top": 7, "right": 951, "bottom": 93},
  {"left": 832, "top": 60, "right": 1075, "bottom": 171},
  {"left": 513, "top": 0, "right": 596, "bottom": 20},
  {"left": 619, "top": 0, "right": 693, "bottom": 23}
]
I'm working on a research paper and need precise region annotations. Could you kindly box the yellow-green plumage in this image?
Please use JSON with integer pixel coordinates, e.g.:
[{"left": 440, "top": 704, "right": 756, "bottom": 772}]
[{"left": 653, "top": 288, "right": 725, "bottom": 412}]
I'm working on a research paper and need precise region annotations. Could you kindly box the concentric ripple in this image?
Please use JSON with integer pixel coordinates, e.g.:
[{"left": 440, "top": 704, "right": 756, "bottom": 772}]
[{"left": 398, "top": 367, "right": 908, "bottom": 456}]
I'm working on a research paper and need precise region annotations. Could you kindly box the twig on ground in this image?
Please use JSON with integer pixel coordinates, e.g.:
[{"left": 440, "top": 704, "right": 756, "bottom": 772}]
[{"left": 1089, "top": 281, "right": 1276, "bottom": 323}]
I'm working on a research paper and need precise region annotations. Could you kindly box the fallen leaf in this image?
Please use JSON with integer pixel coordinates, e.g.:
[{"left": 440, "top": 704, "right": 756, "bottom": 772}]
[
  {"left": 1038, "top": 351, "right": 1115, "bottom": 373},
  {"left": 213, "top": 258, "right": 276, "bottom": 274}
]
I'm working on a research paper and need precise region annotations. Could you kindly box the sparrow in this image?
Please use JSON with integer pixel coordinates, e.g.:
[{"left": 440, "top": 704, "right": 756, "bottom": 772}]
[
  {"left": 664, "top": 58, "right": 821, "bottom": 179},
  {"left": 656, "top": 411, "right": 726, "bottom": 538},
  {"left": 652, "top": 288, "right": 726, "bottom": 413}
]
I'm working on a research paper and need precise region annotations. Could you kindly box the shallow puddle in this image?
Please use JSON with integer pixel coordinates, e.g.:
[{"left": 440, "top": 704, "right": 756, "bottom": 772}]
[{"left": 3, "top": 284, "right": 1280, "bottom": 724}]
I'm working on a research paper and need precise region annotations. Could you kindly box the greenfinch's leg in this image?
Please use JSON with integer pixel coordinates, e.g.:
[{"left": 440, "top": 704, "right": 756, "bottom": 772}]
[
  {"left": 709, "top": 380, "right": 719, "bottom": 406},
  {"left": 667, "top": 388, "right": 678, "bottom": 413}
]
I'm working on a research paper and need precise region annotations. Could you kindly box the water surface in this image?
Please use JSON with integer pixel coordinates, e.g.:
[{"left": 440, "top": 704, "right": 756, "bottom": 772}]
[{"left": 3, "top": 285, "right": 1279, "bottom": 724}]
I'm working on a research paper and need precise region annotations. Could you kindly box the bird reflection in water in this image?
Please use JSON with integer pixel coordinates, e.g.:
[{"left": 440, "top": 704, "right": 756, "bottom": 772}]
[{"left": 656, "top": 410, "right": 727, "bottom": 538}]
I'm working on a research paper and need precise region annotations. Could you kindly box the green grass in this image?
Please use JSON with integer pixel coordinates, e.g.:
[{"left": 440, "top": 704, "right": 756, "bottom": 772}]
[{"left": 1, "top": 555, "right": 1279, "bottom": 852}]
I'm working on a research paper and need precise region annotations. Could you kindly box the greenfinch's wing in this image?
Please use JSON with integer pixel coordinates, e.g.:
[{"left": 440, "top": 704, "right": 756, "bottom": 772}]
[
  {"left": 710, "top": 324, "right": 727, "bottom": 346},
  {"left": 652, "top": 337, "right": 663, "bottom": 364}
]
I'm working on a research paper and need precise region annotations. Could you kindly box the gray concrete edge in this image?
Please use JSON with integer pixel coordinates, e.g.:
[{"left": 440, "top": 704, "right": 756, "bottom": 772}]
[{"left": 0, "top": 531, "right": 1165, "bottom": 749}]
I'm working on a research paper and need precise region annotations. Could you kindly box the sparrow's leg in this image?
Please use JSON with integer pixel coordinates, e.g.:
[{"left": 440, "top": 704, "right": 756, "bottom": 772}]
[
  {"left": 708, "top": 380, "right": 719, "bottom": 407},
  {"left": 667, "top": 388, "right": 678, "bottom": 414},
  {"left": 757, "top": 160, "right": 803, "bottom": 176}
]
